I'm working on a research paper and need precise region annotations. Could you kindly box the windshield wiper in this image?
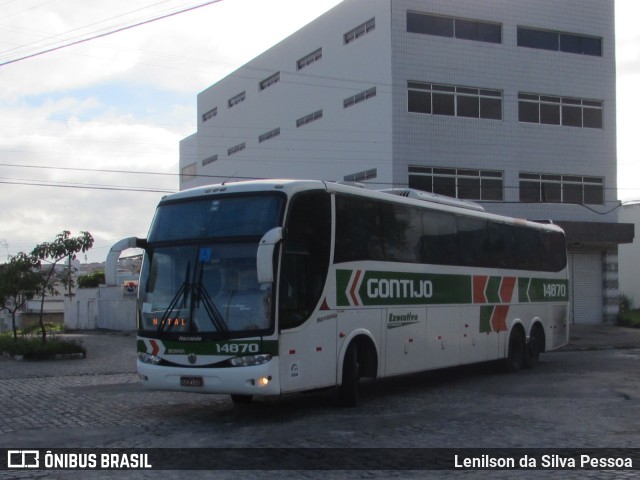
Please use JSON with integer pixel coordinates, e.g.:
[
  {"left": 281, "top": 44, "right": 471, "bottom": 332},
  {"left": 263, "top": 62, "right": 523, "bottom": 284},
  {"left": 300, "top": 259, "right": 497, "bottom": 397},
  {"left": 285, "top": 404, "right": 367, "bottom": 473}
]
[
  {"left": 156, "top": 250, "right": 229, "bottom": 335},
  {"left": 158, "top": 261, "right": 190, "bottom": 333},
  {"left": 193, "top": 259, "right": 228, "bottom": 333}
]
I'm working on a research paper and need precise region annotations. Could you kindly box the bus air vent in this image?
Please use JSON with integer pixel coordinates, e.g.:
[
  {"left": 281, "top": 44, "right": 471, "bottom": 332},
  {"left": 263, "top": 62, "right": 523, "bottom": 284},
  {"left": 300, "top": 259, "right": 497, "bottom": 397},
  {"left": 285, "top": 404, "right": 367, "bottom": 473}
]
[{"left": 379, "top": 189, "right": 485, "bottom": 212}]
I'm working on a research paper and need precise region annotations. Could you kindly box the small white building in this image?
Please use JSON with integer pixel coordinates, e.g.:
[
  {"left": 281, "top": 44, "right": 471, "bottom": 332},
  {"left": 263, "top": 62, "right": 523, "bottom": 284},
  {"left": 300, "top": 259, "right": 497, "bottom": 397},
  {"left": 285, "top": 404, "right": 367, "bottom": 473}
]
[{"left": 179, "top": 0, "right": 633, "bottom": 323}]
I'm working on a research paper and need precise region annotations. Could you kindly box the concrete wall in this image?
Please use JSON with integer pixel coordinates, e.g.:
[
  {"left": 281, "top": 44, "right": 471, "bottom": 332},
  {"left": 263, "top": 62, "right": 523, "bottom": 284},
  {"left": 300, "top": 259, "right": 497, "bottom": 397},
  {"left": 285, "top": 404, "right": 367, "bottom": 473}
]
[
  {"left": 96, "top": 286, "right": 137, "bottom": 331},
  {"left": 64, "top": 288, "right": 98, "bottom": 330},
  {"left": 64, "top": 286, "right": 136, "bottom": 331}
]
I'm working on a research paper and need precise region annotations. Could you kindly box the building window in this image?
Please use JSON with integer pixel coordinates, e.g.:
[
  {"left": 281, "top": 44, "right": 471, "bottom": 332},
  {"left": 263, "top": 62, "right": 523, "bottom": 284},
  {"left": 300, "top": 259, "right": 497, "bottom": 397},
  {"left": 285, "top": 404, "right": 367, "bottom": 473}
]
[
  {"left": 344, "top": 18, "right": 375, "bottom": 44},
  {"left": 202, "top": 107, "right": 217, "bottom": 122},
  {"left": 518, "top": 93, "right": 603, "bottom": 128},
  {"left": 344, "top": 87, "right": 376, "bottom": 108},
  {"left": 259, "top": 127, "right": 280, "bottom": 143},
  {"left": 408, "top": 82, "right": 502, "bottom": 120},
  {"left": 259, "top": 72, "right": 280, "bottom": 91},
  {"left": 519, "top": 173, "right": 604, "bottom": 205},
  {"left": 407, "top": 11, "right": 501, "bottom": 44},
  {"left": 297, "top": 48, "right": 322, "bottom": 70},
  {"left": 202, "top": 154, "right": 218, "bottom": 166},
  {"left": 181, "top": 163, "right": 197, "bottom": 183},
  {"left": 517, "top": 27, "right": 602, "bottom": 56},
  {"left": 409, "top": 166, "right": 503, "bottom": 201},
  {"left": 344, "top": 168, "right": 377, "bottom": 183},
  {"left": 296, "top": 110, "right": 323, "bottom": 127},
  {"left": 228, "top": 142, "right": 246, "bottom": 156},
  {"left": 228, "top": 91, "right": 246, "bottom": 108}
]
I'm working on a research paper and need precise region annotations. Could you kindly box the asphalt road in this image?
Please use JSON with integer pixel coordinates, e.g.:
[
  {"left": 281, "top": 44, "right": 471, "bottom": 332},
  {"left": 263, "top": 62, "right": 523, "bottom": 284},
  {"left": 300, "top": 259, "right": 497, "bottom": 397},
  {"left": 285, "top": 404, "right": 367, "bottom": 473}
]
[{"left": 1, "top": 326, "right": 640, "bottom": 479}]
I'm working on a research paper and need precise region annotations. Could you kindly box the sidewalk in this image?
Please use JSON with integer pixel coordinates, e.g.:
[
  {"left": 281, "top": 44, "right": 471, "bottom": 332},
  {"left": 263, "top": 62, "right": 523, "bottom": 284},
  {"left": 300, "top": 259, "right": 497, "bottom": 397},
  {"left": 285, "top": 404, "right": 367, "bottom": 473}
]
[{"left": 561, "top": 324, "right": 640, "bottom": 351}]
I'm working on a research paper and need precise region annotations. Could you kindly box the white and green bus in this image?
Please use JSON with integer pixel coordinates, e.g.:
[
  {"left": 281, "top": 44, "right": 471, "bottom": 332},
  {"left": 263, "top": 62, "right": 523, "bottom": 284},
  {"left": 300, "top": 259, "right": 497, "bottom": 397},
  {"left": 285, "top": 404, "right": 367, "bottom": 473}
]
[{"left": 135, "top": 179, "right": 568, "bottom": 405}]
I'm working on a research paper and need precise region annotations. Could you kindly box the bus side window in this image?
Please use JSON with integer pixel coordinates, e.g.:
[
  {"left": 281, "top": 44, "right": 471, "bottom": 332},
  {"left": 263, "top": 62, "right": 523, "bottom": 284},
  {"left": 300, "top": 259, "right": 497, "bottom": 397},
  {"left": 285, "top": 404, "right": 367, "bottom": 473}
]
[
  {"left": 335, "top": 196, "right": 384, "bottom": 262},
  {"left": 279, "top": 191, "right": 331, "bottom": 330},
  {"left": 421, "top": 210, "right": 459, "bottom": 265},
  {"left": 457, "top": 216, "right": 488, "bottom": 267}
]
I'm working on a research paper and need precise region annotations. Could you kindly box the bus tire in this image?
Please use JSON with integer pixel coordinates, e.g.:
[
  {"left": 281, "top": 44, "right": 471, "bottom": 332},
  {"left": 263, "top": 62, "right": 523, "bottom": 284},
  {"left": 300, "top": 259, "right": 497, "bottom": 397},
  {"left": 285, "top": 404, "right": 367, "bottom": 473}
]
[
  {"left": 524, "top": 324, "right": 544, "bottom": 369},
  {"left": 338, "top": 342, "right": 360, "bottom": 407},
  {"left": 504, "top": 327, "right": 525, "bottom": 373},
  {"left": 231, "top": 394, "right": 253, "bottom": 404}
]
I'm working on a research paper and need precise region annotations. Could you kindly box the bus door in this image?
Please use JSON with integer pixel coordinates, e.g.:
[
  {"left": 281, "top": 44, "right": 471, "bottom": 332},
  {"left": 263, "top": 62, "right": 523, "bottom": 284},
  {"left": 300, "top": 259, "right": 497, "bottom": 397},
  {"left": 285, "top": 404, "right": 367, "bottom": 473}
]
[{"left": 276, "top": 190, "right": 334, "bottom": 392}]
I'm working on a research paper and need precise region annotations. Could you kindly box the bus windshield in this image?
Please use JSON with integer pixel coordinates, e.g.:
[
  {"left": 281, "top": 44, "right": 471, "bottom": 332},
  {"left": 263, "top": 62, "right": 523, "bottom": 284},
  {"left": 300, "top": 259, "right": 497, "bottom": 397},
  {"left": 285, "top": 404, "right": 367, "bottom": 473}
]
[{"left": 138, "top": 193, "right": 284, "bottom": 337}]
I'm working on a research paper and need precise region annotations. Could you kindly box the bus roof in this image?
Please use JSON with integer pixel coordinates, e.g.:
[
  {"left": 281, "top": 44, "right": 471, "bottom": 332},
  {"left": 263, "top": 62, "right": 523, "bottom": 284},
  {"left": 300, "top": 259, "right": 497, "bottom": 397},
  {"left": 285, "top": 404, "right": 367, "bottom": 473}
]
[
  {"left": 161, "top": 179, "right": 327, "bottom": 202},
  {"left": 162, "top": 179, "right": 564, "bottom": 234}
]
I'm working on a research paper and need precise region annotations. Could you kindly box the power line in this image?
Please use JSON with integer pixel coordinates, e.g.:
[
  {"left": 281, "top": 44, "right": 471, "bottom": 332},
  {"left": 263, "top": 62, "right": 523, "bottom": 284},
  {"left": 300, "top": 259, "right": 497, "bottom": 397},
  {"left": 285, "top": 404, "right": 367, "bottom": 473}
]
[
  {"left": 0, "top": 0, "right": 224, "bottom": 67},
  {"left": 0, "top": 162, "right": 179, "bottom": 177},
  {"left": 0, "top": 179, "right": 174, "bottom": 193},
  {"left": 0, "top": 0, "right": 180, "bottom": 59}
]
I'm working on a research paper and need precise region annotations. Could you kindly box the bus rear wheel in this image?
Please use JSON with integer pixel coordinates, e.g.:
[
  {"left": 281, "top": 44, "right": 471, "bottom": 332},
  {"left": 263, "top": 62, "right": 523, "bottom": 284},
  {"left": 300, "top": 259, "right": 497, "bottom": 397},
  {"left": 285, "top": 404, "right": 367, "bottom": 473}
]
[
  {"left": 337, "top": 343, "right": 360, "bottom": 407},
  {"left": 524, "top": 324, "right": 544, "bottom": 369},
  {"left": 504, "top": 327, "right": 525, "bottom": 373}
]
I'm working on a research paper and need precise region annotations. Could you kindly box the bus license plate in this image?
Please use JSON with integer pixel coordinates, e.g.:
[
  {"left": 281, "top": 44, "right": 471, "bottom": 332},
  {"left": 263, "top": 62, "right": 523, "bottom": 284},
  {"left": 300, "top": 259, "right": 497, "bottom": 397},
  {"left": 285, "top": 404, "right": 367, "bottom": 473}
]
[{"left": 180, "top": 376, "right": 203, "bottom": 387}]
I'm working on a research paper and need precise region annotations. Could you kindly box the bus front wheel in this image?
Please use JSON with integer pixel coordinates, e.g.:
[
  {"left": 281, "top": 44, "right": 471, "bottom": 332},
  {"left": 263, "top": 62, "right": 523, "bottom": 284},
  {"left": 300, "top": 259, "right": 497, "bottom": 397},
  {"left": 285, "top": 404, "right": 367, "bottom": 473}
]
[{"left": 337, "top": 343, "right": 360, "bottom": 407}]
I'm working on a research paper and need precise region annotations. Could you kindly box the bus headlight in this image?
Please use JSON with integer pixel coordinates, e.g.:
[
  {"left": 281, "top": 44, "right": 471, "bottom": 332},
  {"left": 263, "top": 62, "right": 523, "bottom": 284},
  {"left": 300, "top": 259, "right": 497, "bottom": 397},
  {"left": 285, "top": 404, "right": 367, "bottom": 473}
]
[
  {"left": 138, "top": 352, "right": 162, "bottom": 365},
  {"left": 228, "top": 354, "right": 272, "bottom": 367}
]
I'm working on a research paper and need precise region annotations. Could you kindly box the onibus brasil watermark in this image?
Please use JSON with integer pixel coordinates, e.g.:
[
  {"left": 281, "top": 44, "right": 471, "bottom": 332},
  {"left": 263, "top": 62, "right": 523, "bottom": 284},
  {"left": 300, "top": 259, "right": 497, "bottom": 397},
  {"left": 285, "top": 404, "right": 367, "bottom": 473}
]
[{"left": 7, "top": 450, "right": 152, "bottom": 470}]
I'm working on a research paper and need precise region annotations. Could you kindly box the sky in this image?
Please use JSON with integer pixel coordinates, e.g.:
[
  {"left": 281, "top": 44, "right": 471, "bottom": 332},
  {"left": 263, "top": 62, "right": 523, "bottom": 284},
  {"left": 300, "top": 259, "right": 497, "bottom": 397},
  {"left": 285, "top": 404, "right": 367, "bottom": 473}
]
[{"left": 0, "top": 0, "right": 639, "bottom": 264}]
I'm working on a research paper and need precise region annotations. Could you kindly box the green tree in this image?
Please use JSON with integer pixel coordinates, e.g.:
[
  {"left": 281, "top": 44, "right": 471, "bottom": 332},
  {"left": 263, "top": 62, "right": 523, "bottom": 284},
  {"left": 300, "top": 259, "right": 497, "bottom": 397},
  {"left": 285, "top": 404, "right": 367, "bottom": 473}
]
[
  {"left": 31, "top": 231, "right": 94, "bottom": 343},
  {"left": 0, "top": 253, "right": 42, "bottom": 340}
]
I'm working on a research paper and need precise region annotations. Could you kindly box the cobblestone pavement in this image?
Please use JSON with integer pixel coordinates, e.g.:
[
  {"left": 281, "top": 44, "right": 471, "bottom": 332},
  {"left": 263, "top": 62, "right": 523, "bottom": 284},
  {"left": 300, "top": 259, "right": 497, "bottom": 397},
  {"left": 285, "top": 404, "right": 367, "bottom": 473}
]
[{"left": 1, "top": 326, "right": 640, "bottom": 479}]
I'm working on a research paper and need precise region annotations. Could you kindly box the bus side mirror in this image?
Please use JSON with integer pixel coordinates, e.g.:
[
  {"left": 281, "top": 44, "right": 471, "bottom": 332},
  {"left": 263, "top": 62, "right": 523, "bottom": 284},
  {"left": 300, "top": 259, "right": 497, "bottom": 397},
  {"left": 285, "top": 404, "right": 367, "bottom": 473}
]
[{"left": 257, "top": 227, "right": 283, "bottom": 283}]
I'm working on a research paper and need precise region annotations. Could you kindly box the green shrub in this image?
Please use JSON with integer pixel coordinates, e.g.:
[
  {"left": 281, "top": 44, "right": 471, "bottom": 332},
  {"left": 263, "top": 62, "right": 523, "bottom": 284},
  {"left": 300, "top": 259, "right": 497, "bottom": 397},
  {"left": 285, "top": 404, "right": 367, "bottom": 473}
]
[
  {"left": 617, "top": 310, "right": 640, "bottom": 329},
  {"left": 78, "top": 271, "right": 105, "bottom": 288},
  {"left": 0, "top": 336, "right": 86, "bottom": 360},
  {"left": 620, "top": 294, "right": 632, "bottom": 313}
]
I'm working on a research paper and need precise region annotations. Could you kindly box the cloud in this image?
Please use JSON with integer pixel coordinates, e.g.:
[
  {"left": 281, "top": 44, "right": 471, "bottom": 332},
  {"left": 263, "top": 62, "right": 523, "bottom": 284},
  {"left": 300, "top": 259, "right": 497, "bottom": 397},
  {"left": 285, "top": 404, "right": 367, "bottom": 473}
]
[
  {"left": 616, "top": 1, "right": 640, "bottom": 201},
  {"left": 0, "top": 0, "right": 344, "bottom": 263},
  {"left": 0, "top": 95, "right": 185, "bottom": 262}
]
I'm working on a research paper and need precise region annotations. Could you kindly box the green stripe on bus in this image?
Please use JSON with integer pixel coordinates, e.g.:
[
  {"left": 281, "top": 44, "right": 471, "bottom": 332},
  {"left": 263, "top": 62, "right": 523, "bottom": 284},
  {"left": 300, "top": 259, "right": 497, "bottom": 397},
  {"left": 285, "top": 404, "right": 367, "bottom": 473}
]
[
  {"left": 486, "top": 276, "right": 502, "bottom": 304},
  {"left": 337, "top": 269, "right": 568, "bottom": 307},
  {"left": 336, "top": 269, "right": 353, "bottom": 307},
  {"left": 337, "top": 269, "right": 472, "bottom": 307},
  {"left": 518, "top": 278, "right": 569, "bottom": 302},
  {"left": 138, "top": 339, "right": 279, "bottom": 356},
  {"left": 479, "top": 306, "right": 493, "bottom": 333}
]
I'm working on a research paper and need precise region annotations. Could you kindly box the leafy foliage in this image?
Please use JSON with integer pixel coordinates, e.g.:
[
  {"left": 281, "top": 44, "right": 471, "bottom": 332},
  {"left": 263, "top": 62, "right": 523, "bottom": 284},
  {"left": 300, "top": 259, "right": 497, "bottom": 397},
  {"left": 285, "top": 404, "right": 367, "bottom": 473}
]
[
  {"left": 618, "top": 310, "right": 640, "bottom": 328},
  {"left": 0, "top": 253, "right": 43, "bottom": 340},
  {"left": 0, "top": 335, "right": 86, "bottom": 360},
  {"left": 77, "top": 270, "right": 105, "bottom": 288},
  {"left": 30, "top": 231, "right": 94, "bottom": 343}
]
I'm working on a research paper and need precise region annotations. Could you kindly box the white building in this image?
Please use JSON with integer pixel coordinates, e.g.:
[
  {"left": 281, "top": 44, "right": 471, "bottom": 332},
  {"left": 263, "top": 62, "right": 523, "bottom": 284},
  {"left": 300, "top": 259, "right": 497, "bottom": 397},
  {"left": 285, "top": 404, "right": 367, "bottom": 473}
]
[
  {"left": 618, "top": 204, "right": 640, "bottom": 308},
  {"left": 179, "top": 0, "right": 633, "bottom": 323}
]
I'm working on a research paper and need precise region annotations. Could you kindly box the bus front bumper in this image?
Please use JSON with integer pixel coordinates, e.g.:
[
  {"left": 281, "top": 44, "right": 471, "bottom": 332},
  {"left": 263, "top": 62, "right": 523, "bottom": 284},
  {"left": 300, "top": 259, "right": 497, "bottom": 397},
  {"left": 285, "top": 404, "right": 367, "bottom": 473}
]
[{"left": 137, "top": 356, "right": 281, "bottom": 396}]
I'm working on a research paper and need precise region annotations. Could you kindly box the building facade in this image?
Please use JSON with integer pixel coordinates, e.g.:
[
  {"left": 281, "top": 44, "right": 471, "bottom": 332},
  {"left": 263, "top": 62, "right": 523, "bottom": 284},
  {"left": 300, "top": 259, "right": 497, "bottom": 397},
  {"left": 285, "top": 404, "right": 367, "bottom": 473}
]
[
  {"left": 179, "top": 0, "right": 633, "bottom": 323},
  {"left": 618, "top": 204, "right": 640, "bottom": 308}
]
